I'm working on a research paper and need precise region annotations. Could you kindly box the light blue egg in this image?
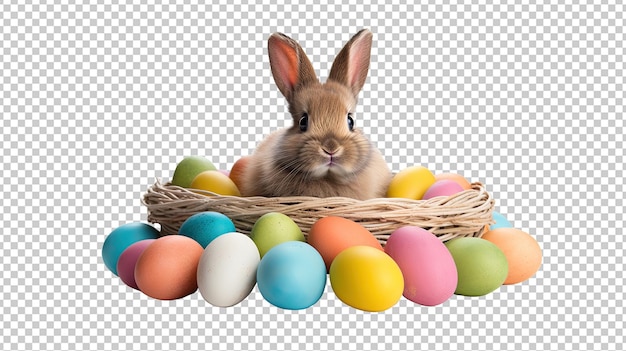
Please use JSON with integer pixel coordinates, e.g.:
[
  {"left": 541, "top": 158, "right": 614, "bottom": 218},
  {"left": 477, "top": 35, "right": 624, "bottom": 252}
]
[
  {"left": 257, "top": 241, "right": 327, "bottom": 310},
  {"left": 102, "top": 222, "right": 160, "bottom": 276},
  {"left": 178, "top": 211, "right": 236, "bottom": 248},
  {"left": 491, "top": 211, "right": 513, "bottom": 230}
]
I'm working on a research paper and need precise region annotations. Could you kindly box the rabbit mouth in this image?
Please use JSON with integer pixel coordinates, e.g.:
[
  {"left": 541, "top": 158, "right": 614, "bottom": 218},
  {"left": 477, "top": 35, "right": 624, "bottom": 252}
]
[
  {"left": 309, "top": 155, "right": 351, "bottom": 180},
  {"left": 310, "top": 164, "right": 348, "bottom": 179}
]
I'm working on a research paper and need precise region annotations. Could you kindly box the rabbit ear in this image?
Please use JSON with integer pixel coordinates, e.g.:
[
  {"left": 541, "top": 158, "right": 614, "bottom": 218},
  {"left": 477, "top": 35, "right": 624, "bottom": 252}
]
[
  {"left": 268, "top": 33, "right": 318, "bottom": 101},
  {"left": 328, "top": 29, "right": 373, "bottom": 98}
]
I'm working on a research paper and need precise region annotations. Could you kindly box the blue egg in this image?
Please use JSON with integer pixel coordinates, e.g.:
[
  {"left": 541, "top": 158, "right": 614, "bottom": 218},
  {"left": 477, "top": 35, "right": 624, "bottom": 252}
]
[
  {"left": 257, "top": 241, "right": 327, "bottom": 310},
  {"left": 102, "top": 222, "right": 160, "bottom": 276},
  {"left": 491, "top": 211, "right": 513, "bottom": 230},
  {"left": 178, "top": 211, "right": 236, "bottom": 248}
]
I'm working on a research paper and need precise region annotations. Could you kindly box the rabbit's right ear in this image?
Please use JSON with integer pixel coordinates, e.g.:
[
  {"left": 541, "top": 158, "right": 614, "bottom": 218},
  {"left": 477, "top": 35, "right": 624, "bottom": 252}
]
[{"left": 268, "top": 33, "right": 318, "bottom": 101}]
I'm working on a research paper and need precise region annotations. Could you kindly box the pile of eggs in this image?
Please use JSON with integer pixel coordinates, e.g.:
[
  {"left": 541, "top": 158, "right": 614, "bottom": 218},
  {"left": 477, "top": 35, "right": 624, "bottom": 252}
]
[{"left": 101, "top": 156, "right": 542, "bottom": 312}]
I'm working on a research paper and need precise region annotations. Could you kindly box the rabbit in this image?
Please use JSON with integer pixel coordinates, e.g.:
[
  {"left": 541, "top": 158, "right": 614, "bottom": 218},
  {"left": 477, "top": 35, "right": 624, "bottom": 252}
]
[{"left": 239, "top": 29, "right": 391, "bottom": 200}]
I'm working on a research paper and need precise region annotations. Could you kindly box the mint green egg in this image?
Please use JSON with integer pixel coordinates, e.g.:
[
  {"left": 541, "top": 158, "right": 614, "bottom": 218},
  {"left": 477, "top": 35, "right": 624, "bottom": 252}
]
[
  {"left": 445, "top": 237, "right": 508, "bottom": 296},
  {"left": 171, "top": 156, "right": 217, "bottom": 188},
  {"left": 249, "top": 212, "right": 304, "bottom": 258}
]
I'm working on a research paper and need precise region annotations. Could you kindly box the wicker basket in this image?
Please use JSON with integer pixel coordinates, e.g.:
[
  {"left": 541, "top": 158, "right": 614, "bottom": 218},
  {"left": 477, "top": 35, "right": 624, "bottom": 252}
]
[{"left": 142, "top": 179, "right": 495, "bottom": 245}]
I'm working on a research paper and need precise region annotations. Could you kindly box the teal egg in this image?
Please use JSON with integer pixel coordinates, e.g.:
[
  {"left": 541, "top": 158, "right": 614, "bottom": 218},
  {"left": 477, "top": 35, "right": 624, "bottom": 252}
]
[
  {"left": 491, "top": 211, "right": 513, "bottom": 230},
  {"left": 102, "top": 222, "right": 160, "bottom": 276},
  {"left": 256, "top": 241, "right": 327, "bottom": 310},
  {"left": 178, "top": 211, "right": 236, "bottom": 248}
]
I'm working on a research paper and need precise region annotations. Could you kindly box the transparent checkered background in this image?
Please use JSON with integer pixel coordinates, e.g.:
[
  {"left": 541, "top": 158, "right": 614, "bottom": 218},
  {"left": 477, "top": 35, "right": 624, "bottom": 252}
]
[{"left": 1, "top": 0, "right": 624, "bottom": 350}]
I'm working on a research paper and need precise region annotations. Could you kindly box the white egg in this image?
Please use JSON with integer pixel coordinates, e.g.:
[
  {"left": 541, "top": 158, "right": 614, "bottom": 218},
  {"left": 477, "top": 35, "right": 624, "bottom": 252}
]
[{"left": 197, "top": 232, "right": 260, "bottom": 307}]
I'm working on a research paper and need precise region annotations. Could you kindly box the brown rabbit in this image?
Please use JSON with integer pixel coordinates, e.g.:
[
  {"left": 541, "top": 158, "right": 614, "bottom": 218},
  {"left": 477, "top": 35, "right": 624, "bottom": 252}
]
[{"left": 240, "top": 29, "right": 391, "bottom": 200}]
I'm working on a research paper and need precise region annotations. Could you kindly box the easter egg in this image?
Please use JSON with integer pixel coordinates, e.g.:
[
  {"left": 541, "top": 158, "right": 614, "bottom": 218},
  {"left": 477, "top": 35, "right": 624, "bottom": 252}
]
[
  {"left": 116, "top": 239, "right": 156, "bottom": 290},
  {"left": 481, "top": 228, "right": 542, "bottom": 285},
  {"left": 422, "top": 180, "right": 465, "bottom": 200},
  {"left": 330, "top": 246, "right": 404, "bottom": 312},
  {"left": 229, "top": 156, "right": 250, "bottom": 192},
  {"left": 308, "top": 216, "right": 383, "bottom": 271},
  {"left": 250, "top": 212, "right": 305, "bottom": 258},
  {"left": 384, "top": 227, "right": 457, "bottom": 306},
  {"left": 491, "top": 211, "right": 513, "bottom": 230},
  {"left": 386, "top": 165, "right": 436, "bottom": 200},
  {"left": 256, "top": 241, "right": 327, "bottom": 310},
  {"left": 434, "top": 173, "right": 472, "bottom": 190},
  {"left": 190, "top": 170, "right": 241, "bottom": 196},
  {"left": 178, "top": 211, "right": 236, "bottom": 248},
  {"left": 134, "top": 235, "right": 204, "bottom": 300},
  {"left": 197, "top": 233, "right": 260, "bottom": 307},
  {"left": 171, "top": 156, "right": 217, "bottom": 188},
  {"left": 102, "top": 222, "right": 160, "bottom": 276},
  {"left": 445, "top": 237, "right": 508, "bottom": 296}
]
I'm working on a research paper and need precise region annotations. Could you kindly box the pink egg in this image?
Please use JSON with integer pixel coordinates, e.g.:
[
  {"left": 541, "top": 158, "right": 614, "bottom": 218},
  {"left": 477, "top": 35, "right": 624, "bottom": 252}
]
[
  {"left": 384, "top": 226, "right": 457, "bottom": 306},
  {"left": 116, "top": 239, "right": 156, "bottom": 290},
  {"left": 218, "top": 169, "right": 231, "bottom": 177},
  {"left": 422, "top": 180, "right": 464, "bottom": 200}
]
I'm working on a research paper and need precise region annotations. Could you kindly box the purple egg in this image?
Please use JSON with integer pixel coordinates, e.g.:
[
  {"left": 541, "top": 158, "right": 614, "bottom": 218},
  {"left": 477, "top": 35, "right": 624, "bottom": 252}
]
[
  {"left": 116, "top": 239, "right": 156, "bottom": 290},
  {"left": 423, "top": 180, "right": 464, "bottom": 200}
]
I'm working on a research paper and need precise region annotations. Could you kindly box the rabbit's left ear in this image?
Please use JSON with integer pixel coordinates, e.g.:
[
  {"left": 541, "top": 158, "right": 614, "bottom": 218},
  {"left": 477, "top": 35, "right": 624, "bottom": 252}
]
[{"left": 328, "top": 29, "right": 373, "bottom": 98}]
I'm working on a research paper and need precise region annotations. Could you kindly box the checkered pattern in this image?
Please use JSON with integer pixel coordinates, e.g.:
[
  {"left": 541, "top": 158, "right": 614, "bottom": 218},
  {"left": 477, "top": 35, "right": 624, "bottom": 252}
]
[{"left": 1, "top": 0, "right": 624, "bottom": 350}]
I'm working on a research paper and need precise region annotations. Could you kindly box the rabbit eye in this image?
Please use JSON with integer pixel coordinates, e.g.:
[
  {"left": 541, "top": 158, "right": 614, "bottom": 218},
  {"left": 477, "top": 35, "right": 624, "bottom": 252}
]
[
  {"left": 347, "top": 113, "right": 355, "bottom": 131},
  {"left": 299, "top": 113, "right": 309, "bottom": 132}
]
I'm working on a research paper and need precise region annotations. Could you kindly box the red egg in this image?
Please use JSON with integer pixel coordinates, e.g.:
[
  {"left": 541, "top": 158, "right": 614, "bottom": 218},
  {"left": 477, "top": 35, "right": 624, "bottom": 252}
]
[
  {"left": 229, "top": 156, "right": 251, "bottom": 194},
  {"left": 308, "top": 216, "right": 383, "bottom": 271},
  {"left": 134, "top": 235, "right": 204, "bottom": 300},
  {"left": 116, "top": 239, "right": 156, "bottom": 290}
]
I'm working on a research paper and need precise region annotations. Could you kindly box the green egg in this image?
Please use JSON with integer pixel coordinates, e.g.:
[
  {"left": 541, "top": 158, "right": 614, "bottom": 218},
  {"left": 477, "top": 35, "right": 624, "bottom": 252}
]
[
  {"left": 249, "top": 212, "right": 305, "bottom": 258},
  {"left": 171, "top": 156, "right": 217, "bottom": 188},
  {"left": 445, "top": 237, "right": 509, "bottom": 296}
]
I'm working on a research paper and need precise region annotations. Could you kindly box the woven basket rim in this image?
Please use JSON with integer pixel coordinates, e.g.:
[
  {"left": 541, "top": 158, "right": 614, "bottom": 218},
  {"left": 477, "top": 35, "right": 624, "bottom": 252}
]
[{"left": 142, "top": 178, "right": 495, "bottom": 244}]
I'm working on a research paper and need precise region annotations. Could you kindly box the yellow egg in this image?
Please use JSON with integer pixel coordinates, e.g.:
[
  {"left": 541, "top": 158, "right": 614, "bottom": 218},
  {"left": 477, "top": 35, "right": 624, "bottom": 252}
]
[
  {"left": 329, "top": 246, "right": 404, "bottom": 312},
  {"left": 386, "top": 165, "right": 436, "bottom": 200},
  {"left": 190, "top": 170, "right": 241, "bottom": 196}
]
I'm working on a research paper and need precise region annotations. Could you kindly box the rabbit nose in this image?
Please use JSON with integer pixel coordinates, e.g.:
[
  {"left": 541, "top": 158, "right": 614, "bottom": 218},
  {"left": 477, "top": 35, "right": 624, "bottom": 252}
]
[{"left": 321, "top": 138, "right": 341, "bottom": 155}]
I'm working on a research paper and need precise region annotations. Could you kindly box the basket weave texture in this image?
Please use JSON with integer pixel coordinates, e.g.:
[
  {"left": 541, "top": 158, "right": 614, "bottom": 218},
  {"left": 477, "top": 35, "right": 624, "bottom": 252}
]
[{"left": 142, "top": 179, "right": 495, "bottom": 245}]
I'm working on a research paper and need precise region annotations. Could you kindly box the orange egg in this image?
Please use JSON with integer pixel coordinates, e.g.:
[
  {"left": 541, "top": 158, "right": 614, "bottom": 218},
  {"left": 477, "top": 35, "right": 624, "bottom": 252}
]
[
  {"left": 434, "top": 173, "right": 472, "bottom": 190},
  {"left": 134, "top": 235, "right": 204, "bottom": 300},
  {"left": 229, "top": 156, "right": 250, "bottom": 193},
  {"left": 307, "top": 216, "right": 383, "bottom": 271},
  {"left": 481, "top": 228, "right": 542, "bottom": 285}
]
